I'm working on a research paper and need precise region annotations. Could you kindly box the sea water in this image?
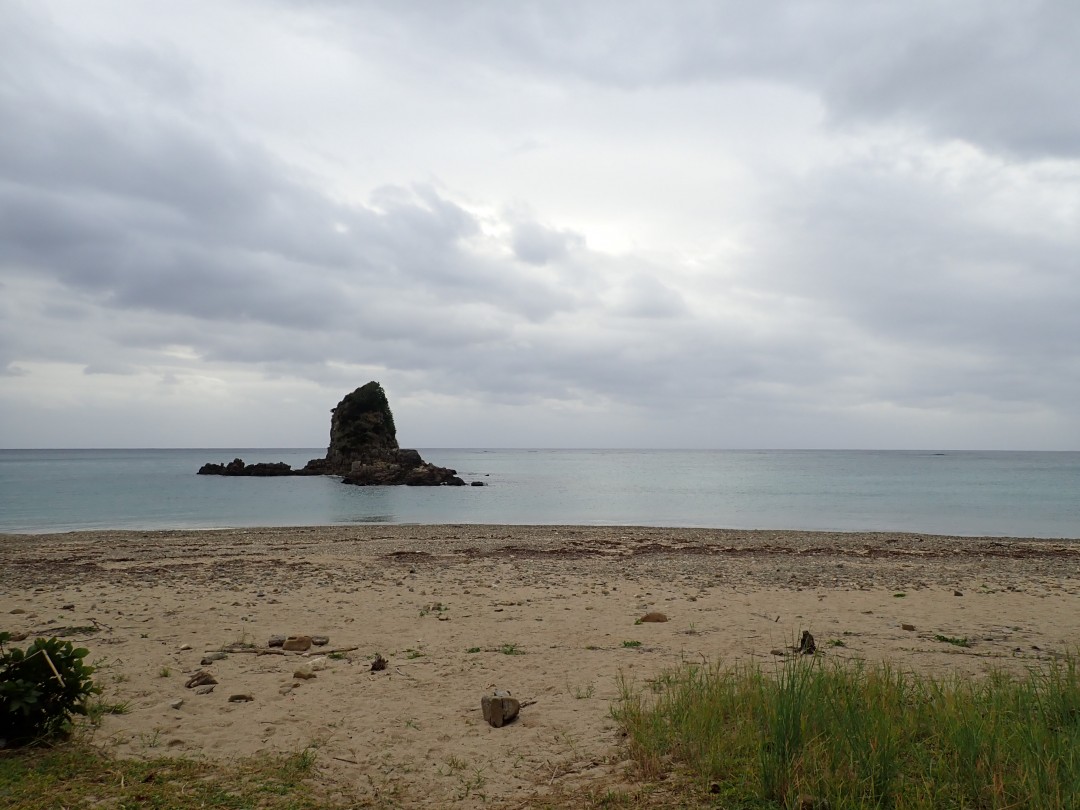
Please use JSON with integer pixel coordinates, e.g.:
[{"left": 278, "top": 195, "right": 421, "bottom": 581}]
[{"left": 1, "top": 448, "right": 1079, "bottom": 538}]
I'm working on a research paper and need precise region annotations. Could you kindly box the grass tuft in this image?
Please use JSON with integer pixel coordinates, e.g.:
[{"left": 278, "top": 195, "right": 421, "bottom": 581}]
[
  {"left": 615, "top": 653, "right": 1080, "bottom": 808},
  {"left": 0, "top": 743, "right": 339, "bottom": 809}
]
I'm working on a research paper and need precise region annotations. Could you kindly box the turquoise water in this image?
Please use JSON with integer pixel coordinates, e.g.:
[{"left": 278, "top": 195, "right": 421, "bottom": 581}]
[{"left": 1, "top": 449, "right": 1079, "bottom": 538}]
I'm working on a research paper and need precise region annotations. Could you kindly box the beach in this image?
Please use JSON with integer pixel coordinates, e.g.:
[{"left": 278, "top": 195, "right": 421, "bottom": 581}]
[{"left": 3, "top": 525, "right": 1079, "bottom": 806}]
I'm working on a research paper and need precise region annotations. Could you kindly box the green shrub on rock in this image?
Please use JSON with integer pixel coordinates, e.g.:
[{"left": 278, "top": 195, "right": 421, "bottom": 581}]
[{"left": 0, "top": 632, "right": 99, "bottom": 746}]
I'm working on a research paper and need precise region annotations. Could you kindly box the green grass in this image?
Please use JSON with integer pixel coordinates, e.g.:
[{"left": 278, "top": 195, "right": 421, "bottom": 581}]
[
  {"left": 615, "top": 653, "right": 1080, "bottom": 808},
  {"left": 622, "top": 640, "right": 642, "bottom": 648},
  {"left": 0, "top": 743, "right": 340, "bottom": 809},
  {"left": 499, "top": 643, "right": 524, "bottom": 655}
]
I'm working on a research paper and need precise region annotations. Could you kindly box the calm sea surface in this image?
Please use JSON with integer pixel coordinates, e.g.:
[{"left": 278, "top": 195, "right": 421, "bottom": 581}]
[{"left": 1, "top": 449, "right": 1079, "bottom": 538}]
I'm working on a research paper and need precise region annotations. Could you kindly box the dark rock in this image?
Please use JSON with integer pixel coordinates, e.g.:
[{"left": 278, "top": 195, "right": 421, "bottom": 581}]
[
  {"left": 268, "top": 634, "right": 286, "bottom": 648},
  {"left": 228, "top": 694, "right": 254, "bottom": 703},
  {"left": 198, "top": 381, "right": 470, "bottom": 486},
  {"left": 197, "top": 458, "right": 295, "bottom": 476},
  {"left": 310, "top": 635, "right": 330, "bottom": 647},
  {"left": 471, "top": 481, "right": 485, "bottom": 487},
  {"left": 324, "top": 381, "right": 399, "bottom": 466},
  {"left": 481, "top": 689, "right": 521, "bottom": 727},
  {"left": 902, "top": 623, "right": 916, "bottom": 632},
  {"left": 371, "top": 653, "right": 388, "bottom": 672}
]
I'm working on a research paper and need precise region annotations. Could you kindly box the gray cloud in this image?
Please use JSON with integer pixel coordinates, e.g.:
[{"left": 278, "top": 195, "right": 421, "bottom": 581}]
[
  {"left": 309, "top": 0, "right": 1080, "bottom": 159},
  {"left": 1, "top": 1, "right": 1078, "bottom": 448}
]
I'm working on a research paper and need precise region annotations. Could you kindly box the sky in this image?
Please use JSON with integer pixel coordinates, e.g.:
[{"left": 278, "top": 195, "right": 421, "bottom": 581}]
[{"left": 1, "top": 1, "right": 1079, "bottom": 450}]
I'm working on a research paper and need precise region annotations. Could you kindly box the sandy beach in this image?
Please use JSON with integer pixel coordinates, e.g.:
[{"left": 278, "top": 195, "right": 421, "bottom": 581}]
[{"left": 2, "top": 525, "right": 1079, "bottom": 806}]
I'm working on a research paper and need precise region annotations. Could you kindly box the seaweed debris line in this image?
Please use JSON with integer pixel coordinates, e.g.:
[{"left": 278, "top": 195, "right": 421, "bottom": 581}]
[{"left": 198, "top": 381, "right": 468, "bottom": 486}]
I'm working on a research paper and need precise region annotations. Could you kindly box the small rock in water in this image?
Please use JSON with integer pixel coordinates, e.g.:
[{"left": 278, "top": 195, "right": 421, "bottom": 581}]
[
  {"left": 283, "top": 635, "right": 312, "bottom": 652},
  {"left": 311, "top": 635, "right": 330, "bottom": 647},
  {"left": 228, "top": 694, "right": 254, "bottom": 703},
  {"left": 481, "top": 689, "right": 521, "bottom": 728},
  {"left": 194, "top": 684, "right": 216, "bottom": 695},
  {"left": 268, "top": 634, "right": 286, "bottom": 648},
  {"left": 185, "top": 670, "right": 217, "bottom": 689},
  {"left": 639, "top": 612, "right": 668, "bottom": 623}
]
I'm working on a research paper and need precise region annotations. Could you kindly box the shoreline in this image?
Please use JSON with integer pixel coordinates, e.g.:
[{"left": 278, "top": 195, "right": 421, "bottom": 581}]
[
  {"left": 7, "top": 521, "right": 1080, "bottom": 540},
  {"left": 4, "top": 524, "right": 1079, "bottom": 806}
]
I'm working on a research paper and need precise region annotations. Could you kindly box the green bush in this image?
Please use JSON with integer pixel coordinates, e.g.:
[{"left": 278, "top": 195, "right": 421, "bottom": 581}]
[{"left": 0, "top": 632, "right": 100, "bottom": 746}]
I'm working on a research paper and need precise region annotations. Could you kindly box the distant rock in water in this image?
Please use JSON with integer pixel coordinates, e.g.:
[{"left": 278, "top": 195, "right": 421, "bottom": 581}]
[
  {"left": 197, "top": 459, "right": 295, "bottom": 477},
  {"left": 198, "top": 381, "right": 466, "bottom": 486}
]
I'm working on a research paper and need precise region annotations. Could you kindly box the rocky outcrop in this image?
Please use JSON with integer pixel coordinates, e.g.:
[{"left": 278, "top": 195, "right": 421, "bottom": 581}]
[
  {"left": 197, "top": 459, "right": 296, "bottom": 476},
  {"left": 339, "top": 449, "right": 465, "bottom": 486},
  {"left": 198, "top": 382, "right": 467, "bottom": 486}
]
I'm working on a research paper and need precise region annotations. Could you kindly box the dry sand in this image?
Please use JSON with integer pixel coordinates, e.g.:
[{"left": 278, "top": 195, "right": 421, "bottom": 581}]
[{"left": 2, "top": 525, "right": 1079, "bottom": 806}]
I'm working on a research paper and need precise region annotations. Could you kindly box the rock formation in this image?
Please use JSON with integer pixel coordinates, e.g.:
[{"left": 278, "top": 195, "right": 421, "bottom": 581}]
[{"left": 198, "top": 381, "right": 466, "bottom": 486}]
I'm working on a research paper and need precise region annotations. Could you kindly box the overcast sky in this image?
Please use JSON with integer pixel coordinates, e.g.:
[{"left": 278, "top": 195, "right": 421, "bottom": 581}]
[{"left": 2, "top": 1, "right": 1079, "bottom": 450}]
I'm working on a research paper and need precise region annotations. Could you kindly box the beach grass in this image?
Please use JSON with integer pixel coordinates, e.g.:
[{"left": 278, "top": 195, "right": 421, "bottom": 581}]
[
  {"left": 615, "top": 653, "right": 1080, "bottom": 808},
  {"left": 0, "top": 743, "right": 338, "bottom": 810}
]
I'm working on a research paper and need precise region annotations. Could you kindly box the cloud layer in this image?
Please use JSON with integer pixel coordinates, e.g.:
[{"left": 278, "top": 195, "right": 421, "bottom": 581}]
[{"left": 1, "top": 0, "right": 1078, "bottom": 448}]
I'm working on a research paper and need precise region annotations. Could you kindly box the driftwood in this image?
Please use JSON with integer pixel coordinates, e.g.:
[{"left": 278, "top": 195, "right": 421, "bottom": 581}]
[{"left": 211, "top": 645, "right": 361, "bottom": 656}]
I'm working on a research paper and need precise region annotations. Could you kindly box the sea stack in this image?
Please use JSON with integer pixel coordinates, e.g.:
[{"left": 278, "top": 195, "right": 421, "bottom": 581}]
[{"left": 198, "top": 382, "right": 466, "bottom": 486}]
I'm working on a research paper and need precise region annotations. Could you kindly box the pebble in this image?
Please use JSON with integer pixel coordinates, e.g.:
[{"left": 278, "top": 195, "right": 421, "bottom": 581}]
[
  {"left": 268, "top": 634, "right": 286, "bottom": 648},
  {"left": 481, "top": 689, "right": 521, "bottom": 728},
  {"left": 283, "top": 635, "right": 312, "bottom": 652},
  {"left": 311, "top": 635, "right": 330, "bottom": 646},
  {"left": 228, "top": 694, "right": 254, "bottom": 703},
  {"left": 639, "top": 612, "right": 668, "bottom": 623},
  {"left": 902, "top": 623, "right": 916, "bottom": 631},
  {"left": 179, "top": 643, "right": 192, "bottom": 651},
  {"left": 169, "top": 698, "right": 185, "bottom": 710},
  {"left": 201, "top": 652, "right": 227, "bottom": 665},
  {"left": 293, "top": 665, "right": 317, "bottom": 680},
  {"left": 194, "top": 684, "right": 216, "bottom": 695}
]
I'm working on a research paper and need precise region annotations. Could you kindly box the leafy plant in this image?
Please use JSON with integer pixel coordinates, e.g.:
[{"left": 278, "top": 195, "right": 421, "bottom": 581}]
[
  {"left": 623, "top": 640, "right": 642, "bottom": 648},
  {"left": 0, "top": 633, "right": 100, "bottom": 745}
]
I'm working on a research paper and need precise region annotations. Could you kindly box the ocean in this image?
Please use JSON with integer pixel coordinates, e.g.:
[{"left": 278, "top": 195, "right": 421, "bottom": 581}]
[{"left": 1, "top": 448, "right": 1079, "bottom": 538}]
